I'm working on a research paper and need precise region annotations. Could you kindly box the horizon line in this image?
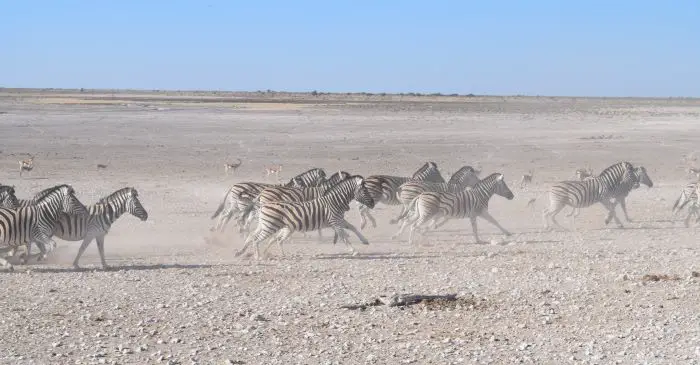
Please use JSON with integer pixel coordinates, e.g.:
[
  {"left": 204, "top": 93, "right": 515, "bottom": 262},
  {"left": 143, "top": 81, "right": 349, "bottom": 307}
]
[{"left": 1, "top": 86, "right": 698, "bottom": 100}]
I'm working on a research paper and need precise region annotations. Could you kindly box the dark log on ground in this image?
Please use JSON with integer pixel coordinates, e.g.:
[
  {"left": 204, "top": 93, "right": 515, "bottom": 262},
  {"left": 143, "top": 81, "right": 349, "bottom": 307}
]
[{"left": 341, "top": 293, "right": 458, "bottom": 310}]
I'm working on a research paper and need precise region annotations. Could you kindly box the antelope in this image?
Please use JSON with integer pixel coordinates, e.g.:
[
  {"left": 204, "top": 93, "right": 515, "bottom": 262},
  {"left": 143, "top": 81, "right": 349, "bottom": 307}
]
[
  {"left": 265, "top": 164, "right": 282, "bottom": 178},
  {"left": 519, "top": 170, "right": 534, "bottom": 188},
  {"left": 224, "top": 158, "right": 243, "bottom": 175},
  {"left": 19, "top": 156, "right": 34, "bottom": 177}
]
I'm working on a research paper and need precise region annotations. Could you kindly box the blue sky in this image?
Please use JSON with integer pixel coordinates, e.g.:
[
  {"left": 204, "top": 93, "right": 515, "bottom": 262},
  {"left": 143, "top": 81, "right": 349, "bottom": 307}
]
[{"left": 2, "top": 0, "right": 699, "bottom": 96}]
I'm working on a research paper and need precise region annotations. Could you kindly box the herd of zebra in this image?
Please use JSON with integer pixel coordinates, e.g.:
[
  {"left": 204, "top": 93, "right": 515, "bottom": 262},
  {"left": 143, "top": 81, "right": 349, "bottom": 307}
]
[
  {"left": 208, "top": 160, "right": 699, "bottom": 260},
  {"left": 0, "top": 183, "right": 148, "bottom": 271}
]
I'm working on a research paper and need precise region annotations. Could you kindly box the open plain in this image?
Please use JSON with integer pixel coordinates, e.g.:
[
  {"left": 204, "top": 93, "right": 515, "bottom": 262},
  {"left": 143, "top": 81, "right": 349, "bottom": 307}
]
[{"left": 0, "top": 89, "right": 699, "bottom": 364}]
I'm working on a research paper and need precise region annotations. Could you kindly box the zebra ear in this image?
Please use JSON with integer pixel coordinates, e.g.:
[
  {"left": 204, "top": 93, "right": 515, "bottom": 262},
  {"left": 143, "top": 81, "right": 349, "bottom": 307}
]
[
  {"left": 497, "top": 174, "right": 504, "bottom": 181},
  {"left": 357, "top": 177, "right": 364, "bottom": 185}
]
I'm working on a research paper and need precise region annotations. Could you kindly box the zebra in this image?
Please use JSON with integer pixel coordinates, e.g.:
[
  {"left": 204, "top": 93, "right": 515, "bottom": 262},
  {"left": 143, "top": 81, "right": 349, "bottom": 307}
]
[
  {"left": 392, "top": 172, "right": 514, "bottom": 245},
  {"left": 0, "top": 184, "right": 88, "bottom": 270},
  {"left": 209, "top": 167, "right": 327, "bottom": 233},
  {"left": 671, "top": 181, "right": 700, "bottom": 227},
  {"left": 389, "top": 165, "right": 481, "bottom": 228},
  {"left": 358, "top": 162, "right": 445, "bottom": 230},
  {"left": 542, "top": 161, "right": 639, "bottom": 231},
  {"left": 51, "top": 187, "right": 149, "bottom": 269},
  {"left": 0, "top": 185, "right": 20, "bottom": 209},
  {"left": 566, "top": 165, "right": 652, "bottom": 223},
  {"left": 237, "top": 171, "right": 351, "bottom": 238},
  {"left": 234, "top": 175, "right": 375, "bottom": 260}
]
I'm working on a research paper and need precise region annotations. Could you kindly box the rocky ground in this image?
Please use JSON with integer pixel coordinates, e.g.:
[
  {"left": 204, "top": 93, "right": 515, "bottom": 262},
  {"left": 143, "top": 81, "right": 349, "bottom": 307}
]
[{"left": 0, "top": 90, "right": 698, "bottom": 364}]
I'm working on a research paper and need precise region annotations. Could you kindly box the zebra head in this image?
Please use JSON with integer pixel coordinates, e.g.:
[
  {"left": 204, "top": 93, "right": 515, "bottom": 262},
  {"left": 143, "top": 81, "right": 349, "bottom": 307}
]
[
  {"left": 634, "top": 166, "right": 653, "bottom": 188},
  {"left": 126, "top": 188, "right": 149, "bottom": 221},
  {"left": 0, "top": 185, "right": 20, "bottom": 209},
  {"left": 354, "top": 177, "right": 375, "bottom": 209},
  {"left": 447, "top": 165, "right": 481, "bottom": 188},
  {"left": 412, "top": 161, "right": 446, "bottom": 183},
  {"left": 493, "top": 174, "right": 515, "bottom": 200}
]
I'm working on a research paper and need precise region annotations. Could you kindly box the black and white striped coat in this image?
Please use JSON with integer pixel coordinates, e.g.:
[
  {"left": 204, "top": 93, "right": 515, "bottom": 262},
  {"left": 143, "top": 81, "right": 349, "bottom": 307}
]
[
  {"left": 391, "top": 165, "right": 481, "bottom": 225},
  {"left": 358, "top": 162, "right": 445, "bottom": 229},
  {"left": 209, "top": 168, "right": 327, "bottom": 233},
  {"left": 393, "top": 173, "right": 514, "bottom": 244},
  {"left": 0, "top": 184, "right": 87, "bottom": 270},
  {"left": 0, "top": 185, "right": 20, "bottom": 209},
  {"left": 543, "top": 161, "right": 639, "bottom": 230},
  {"left": 238, "top": 171, "right": 351, "bottom": 235},
  {"left": 52, "top": 187, "right": 149, "bottom": 269},
  {"left": 235, "top": 175, "right": 375, "bottom": 259},
  {"left": 672, "top": 181, "right": 699, "bottom": 227}
]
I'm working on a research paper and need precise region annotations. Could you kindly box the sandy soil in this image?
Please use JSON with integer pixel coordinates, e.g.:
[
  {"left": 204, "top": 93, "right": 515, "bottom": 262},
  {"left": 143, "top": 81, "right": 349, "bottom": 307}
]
[{"left": 0, "top": 90, "right": 699, "bottom": 364}]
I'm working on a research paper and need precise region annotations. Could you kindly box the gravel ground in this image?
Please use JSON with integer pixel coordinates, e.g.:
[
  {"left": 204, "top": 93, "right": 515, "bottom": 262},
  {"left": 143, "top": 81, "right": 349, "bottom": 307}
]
[{"left": 0, "top": 91, "right": 699, "bottom": 364}]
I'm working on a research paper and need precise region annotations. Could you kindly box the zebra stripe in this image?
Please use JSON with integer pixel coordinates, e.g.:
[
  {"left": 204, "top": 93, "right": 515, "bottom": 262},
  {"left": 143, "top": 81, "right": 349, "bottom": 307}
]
[
  {"left": 393, "top": 173, "right": 514, "bottom": 244},
  {"left": 390, "top": 165, "right": 480, "bottom": 225},
  {"left": 238, "top": 171, "right": 351, "bottom": 235},
  {"left": 209, "top": 167, "right": 326, "bottom": 233},
  {"left": 358, "top": 162, "right": 445, "bottom": 229},
  {"left": 0, "top": 185, "right": 19, "bottom": 209},
  {"left": 543, "top": 161, "right": 639, "bottom": 230},
  {"left": 234, "top": 175, "right": 375, "bottom": 259},
  {"left": 52, "top": 187, "right": 149, "bottom": 269},
  {"left": 0, "top": 184, "right": 87, "bottom": 270},
  {"left": 672, "top": 181, "right": 699, "bottom": 227}
]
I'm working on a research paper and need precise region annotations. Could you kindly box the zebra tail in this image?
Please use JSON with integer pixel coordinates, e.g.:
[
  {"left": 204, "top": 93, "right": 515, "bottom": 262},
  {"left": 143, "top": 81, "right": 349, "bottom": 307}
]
[{"left": 389, "top": 195, "right": 419, "bottom": 224}]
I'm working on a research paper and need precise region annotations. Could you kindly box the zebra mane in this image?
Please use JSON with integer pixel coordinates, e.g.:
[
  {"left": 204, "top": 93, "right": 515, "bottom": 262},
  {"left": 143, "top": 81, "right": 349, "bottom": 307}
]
[
  {"left": 33, "top": 184, "right": 73, "bottom": 203},
  {"left": 321, "top": 175, "right": 364, "bottom": 197},
  {"left": 599, "top": 161, "right": 634, "bottom": 176},
  {"left": 411, "top": 162, "right": 431, "bottom": 178},
  {"left": 0, "top": 185, "right": 16, "bottom": 194},
  {"left": 477, "top": 172, "right": 504, "bottom": 185},
  {"left": 97, "top": 187, "right": 136, "bottom": 204},
  {"left": 294, "top": 168, "right": 325, "bottom": 178},
  {"left": 447, "top": 166, "right": 476, "bottom": 185}
]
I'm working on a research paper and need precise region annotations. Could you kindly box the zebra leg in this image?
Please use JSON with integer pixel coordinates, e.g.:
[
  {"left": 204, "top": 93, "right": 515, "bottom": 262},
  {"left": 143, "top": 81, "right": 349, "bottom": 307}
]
[
  {"left": 359, "top": 205, "right": 377, "bottom": 230},
  {"left": 332, "top": 227, "right": 356, "bottom": 255},
  {"left": 618, "top": 198, "right": 633, "bottom": 223},
  {"left": 391, "top": 210, "right": 417, "bottom": 239},
  {"left": 543, "top": 203, "right": 568, "bottom": 231},
  {"left": 263, "top": 228, "right": 292, "bottom": 258},
  {"left": 469, "top": 217, "right": 487, "bottom": 244},
  {"left": 95, "top": 236, "right": 109, "bottom": 269},
  {"left": 338, "top": 219, "right": 370, "bottom": 245},
  {"left": 72, "top": 237, "right": 95, "bottom": 269},
  {"left": 478, "top": 211, "right": 512, "bottom": 236},
  {"left": 235, "top": 226, "right": 273, "bottom": 259},
  {"left": 601, "top": 200, "right": 624, "bottom": 228}
]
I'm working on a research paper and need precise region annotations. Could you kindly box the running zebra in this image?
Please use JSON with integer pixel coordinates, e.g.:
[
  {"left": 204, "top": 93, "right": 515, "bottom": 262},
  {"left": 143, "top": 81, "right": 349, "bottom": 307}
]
[
  {"left": 671, "top": 181, "right": 699, "bottom": 227},
  {"left": 234, "top": 175, "right": 375, "bottom": 260},
  {"left": 602, "top": 165, "right": 653, "bottom": 224},
  {"left": 566, "top": 165, "right": 652, "bottom": 224},
  {"left": 52, "top": 187, "right": 149, "bottom": 269},
  {"left": 390, "top": 165, "right": 481, "bottom": 227},
  {"left": 209, "top": 167, "right": 327, "bottom": 233},
  {"left": 543, "top": 161, "right": 639, "bottom": 231},
  {"left": 237, "top": 171, "right": 351, "bottom": 237},
  {"left": 358, "top": 162, "right": 445, "bottom": 229},
  {"left": 392, "top": 172, "right": 514, "bottom": 245},
  {"left": 0, "top": 184, "right": 87, "bottom": 270}
]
